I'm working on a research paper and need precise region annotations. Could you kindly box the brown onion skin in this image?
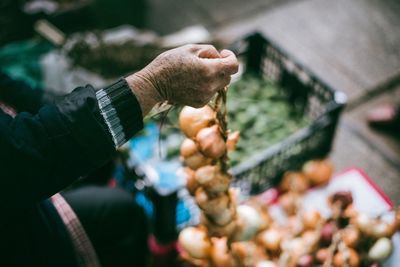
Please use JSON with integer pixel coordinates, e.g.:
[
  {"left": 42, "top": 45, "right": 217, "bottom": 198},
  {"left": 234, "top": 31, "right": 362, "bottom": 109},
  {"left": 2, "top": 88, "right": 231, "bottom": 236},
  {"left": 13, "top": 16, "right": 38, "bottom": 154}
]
[
  {"left": 341, "top": 227, "right": 360, "bottom": 248},
  {"left": 226, "top": 131, "right": 240, "bottom": 151},
  {"left": 183, "top": 151, "right": 212, "bottom": 170},
  {"left": 195, "top": 188, "right": 230, "bottom": 215},
  {"left": 315, "top": 248, "right": 329, "bottom": 264},
  {"left": 280, "top": 172, "right": 310, "bottom": 193},
  {"left": 302, "top": 210, "right": 322, "bottom": 230},
  {"left": 296, "top": 254, "right": 314, "bottom": 267},
  {"left": 194, "top": 165, "right": 230, "bottom": 194},
  {"left": 196, "top": 125, "right": 226, "bottom": 159},
  {"left": 302, "top": 159, "right": 333, "bottom": 186},
  {"left": 178, "top": 226, "right": 211, "bottom": 259},
  {"left": 180, "top": 138, "right": 198, "bottom": 158},
  {"left": 257, "top": 228, "right": 282, "bottom": 253},
  {"left": 320, "top": 222, "right": 335, "bottom": 246},
  {"left": 279, "top": 193, "right": 298, "bottom": 216},
  {"left": 184, "top": 168, "right": 198, "bottom": 195},
  {"left": 179, "top": 105, "right": 215, "bottom": 138},
  {"left": 210, "top": 237, "right": 236, "bottom": 267},
  {"left": 333, "top": 249, "right": 360, "bottom": 267}
]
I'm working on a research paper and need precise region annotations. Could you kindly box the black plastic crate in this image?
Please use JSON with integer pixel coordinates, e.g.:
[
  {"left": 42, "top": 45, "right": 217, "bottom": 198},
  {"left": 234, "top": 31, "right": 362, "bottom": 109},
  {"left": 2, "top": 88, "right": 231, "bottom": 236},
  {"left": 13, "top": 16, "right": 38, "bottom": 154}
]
[{"left": 228, "top": 32, "right": 346, "bottom": 195}]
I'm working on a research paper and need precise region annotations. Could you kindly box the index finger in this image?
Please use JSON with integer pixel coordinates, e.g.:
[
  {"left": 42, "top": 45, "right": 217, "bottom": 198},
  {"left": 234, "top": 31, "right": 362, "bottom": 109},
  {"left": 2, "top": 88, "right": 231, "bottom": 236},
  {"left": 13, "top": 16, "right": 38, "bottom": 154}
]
[{"left": 206, "top": 49, "right": 239, "bottom": 75}]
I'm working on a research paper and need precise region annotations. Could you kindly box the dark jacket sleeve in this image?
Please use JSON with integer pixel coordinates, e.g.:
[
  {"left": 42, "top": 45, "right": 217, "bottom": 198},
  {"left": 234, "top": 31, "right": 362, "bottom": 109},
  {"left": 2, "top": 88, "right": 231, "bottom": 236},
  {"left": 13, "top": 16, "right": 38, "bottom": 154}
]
[
  {"left": 0, "top": 70, "right": 47, "bottom": 113},
  {"left": 0, "top": 85, "right": 117, "bottom": 217}
]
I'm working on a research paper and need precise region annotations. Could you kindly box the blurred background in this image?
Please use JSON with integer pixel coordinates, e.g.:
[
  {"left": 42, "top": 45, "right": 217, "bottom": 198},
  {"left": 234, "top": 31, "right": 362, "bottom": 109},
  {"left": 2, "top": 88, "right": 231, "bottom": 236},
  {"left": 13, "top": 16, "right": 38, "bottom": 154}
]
[
  {"left": 1, "top": 0, "right": 400, "bottom": 265},
  {"left": 1, "top": 0, "right": 398, "bottom": 199}
]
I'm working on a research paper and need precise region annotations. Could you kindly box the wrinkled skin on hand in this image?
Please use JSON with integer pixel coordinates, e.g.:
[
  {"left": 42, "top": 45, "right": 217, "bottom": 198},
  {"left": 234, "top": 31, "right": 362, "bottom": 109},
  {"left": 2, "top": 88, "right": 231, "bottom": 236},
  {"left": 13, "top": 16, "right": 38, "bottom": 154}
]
[{"left": 126, "top": 44, "right": 239, "bottom": 115}]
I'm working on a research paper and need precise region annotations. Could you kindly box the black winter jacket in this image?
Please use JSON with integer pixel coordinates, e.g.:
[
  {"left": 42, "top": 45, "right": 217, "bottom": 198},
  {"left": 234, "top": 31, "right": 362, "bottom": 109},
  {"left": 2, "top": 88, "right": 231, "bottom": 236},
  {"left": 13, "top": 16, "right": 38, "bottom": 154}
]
[{"left": 0, "top": 71, "right": 143, "bottom": 266}]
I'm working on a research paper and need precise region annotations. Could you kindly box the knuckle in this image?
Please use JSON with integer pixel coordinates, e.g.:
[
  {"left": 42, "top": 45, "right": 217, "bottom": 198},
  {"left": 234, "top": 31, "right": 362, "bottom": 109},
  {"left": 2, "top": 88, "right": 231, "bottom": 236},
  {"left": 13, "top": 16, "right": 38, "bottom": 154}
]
[{"left": 185, "top": 44, "right": 197, "bottom": 52}]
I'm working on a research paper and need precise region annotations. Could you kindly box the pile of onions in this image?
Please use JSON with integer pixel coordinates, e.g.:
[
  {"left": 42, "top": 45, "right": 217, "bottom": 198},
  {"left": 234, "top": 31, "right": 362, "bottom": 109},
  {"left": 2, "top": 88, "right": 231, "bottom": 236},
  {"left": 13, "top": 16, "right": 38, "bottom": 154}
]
[{"left": 177, "top": 101, "right": 399, "bottom": 267}]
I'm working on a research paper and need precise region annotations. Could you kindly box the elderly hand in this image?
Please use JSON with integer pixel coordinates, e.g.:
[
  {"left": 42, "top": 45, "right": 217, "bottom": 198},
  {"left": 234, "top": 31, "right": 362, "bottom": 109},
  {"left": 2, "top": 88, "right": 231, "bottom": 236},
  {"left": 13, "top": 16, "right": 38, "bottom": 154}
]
[{"left": 126, "top": 44, "right": 239, "bottom": 115}]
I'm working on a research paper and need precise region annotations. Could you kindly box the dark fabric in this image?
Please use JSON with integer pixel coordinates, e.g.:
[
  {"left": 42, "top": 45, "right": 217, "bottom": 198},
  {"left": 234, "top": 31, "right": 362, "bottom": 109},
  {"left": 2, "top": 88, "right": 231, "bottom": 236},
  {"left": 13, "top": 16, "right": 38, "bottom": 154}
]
[
  {"left": 0, "top": 70, "right": 45, "bottom": 113},
  {"left": 100, "top": 78, "right": 144, "bottom": 140},
  {"left": 63, "top": 186, "right": 149, "bottom": 267},
  {"left": 0, "top": 72, "right": 144, "bottom": 266},
  {"left": 0, "top": 84, "right": 115, "bottom": 218}
]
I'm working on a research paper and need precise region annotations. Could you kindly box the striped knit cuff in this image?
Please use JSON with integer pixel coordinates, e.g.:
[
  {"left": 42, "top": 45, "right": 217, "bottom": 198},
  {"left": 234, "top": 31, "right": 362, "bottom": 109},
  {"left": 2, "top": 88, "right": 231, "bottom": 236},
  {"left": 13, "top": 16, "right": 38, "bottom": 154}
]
[{"left": 96, "top": 79, "right": 144, "bottom": 147}]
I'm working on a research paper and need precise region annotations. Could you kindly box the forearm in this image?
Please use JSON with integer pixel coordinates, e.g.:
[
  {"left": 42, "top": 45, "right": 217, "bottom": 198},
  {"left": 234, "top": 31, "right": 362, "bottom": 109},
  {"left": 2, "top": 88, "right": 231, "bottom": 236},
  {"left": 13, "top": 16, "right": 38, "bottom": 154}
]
[{"left": 0, "top": 81, "right": 145, "bottom": 215}]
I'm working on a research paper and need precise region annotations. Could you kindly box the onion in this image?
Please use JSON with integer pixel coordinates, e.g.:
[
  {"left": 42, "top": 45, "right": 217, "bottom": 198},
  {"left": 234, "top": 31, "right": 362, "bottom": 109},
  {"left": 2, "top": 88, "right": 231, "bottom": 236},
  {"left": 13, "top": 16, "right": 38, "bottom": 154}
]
[
  {"left": 210, "top": 237, "right": 236, "bottom": 267},
  {"left": 195, "top": 188, "right": 229, "bottom": 215},
  {"left": 256, "top": 261, "right": 278, "bottom": 267},
  {"left": 227, "top": 131, "right": 240, "bottom": 151},
  {"left": 178, "top": 226, "right": 211, "bottom": 259},
  {"left": 281, "top": 238, "right": 305, "bottom": 256},
  {"left": 354, "top": 213, "right": 373, "bottom": 234},
  {"left": 183, "top": 151, "right": 212, "bottom": 170},
  {"left": 231, "top": 241, "right": 267, "bottom": 266},
  {"left": 296, "top": 254, "right": 314, "bottom": 267},
  {"left": 301, "top": 231, "right": 320, "bottom": 251},
  {"left": 302, "top": 159, "right": 333, "bottom": 186},
  {"left": 320, "top": 222, "right": 335, "bottom": 246},
  {"left": 195, "top": 165, "right": 230, "bottom": 194},
  {"left": 212, "top": 206, "right": 235, "bottom": 226},
  {"left": 302, "top": 210, "right": 322, "bottom": 230},
  {"left": 184, "top": 167, "right": 198, "bottom": 196},
  {"left": 279, "top": 192, "right": 298, "bottom": 216},
  {"left": 234, "top": 205, "right": 263, "bottom": 241},
  {"left": 180, "top": 138, "right": 198, "bottom": 158},
  {"left": 257, "top": 228, "right": 282, "bottom": 253},
  {"left": 196, "top": 125, "right": 226, "bottom": 159},
  {"left": 370, "top": 221, "right": 396, "bottom": 238},
  {"left": 368, "top": 237, "right": 393, "bottom": 262},
  {"left": 341, "top": 227, "right": 360, "bottom": 248},
  {"left": 315, "top": 248, "right": 329, "bottom": 263},
  {"left": 329, "top": 191, "right": 353, "bottom": 210},
  {"left": 202, "top": 214, "right": 237, "bottom": 237},
  {"left": 280, "top": 172, "right": 310, "bottom": 193},
  {"left": 333, "top": 248, "right": 360, "bottom": 267},
  {"left": 179, "top": 105, "right": 215, "bottom": 138}
]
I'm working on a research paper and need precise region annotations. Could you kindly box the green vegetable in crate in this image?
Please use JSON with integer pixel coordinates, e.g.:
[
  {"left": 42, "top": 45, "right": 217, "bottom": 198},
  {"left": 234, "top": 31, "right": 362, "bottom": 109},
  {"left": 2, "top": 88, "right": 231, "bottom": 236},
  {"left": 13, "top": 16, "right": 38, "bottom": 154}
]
[{"left": 227, "top": 75, "right": 310, "bottom": 166}]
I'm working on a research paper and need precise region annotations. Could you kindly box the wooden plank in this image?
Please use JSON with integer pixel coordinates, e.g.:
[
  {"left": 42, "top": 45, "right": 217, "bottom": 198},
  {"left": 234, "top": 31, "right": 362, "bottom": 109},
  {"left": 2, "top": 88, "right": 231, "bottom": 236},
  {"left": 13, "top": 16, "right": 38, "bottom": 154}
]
[
  {"left": 145, "top": 0, "right": 207, "bottom": 34},
  {"left": 215, "top": 0, "right": 400, "bottom": 103},
  {"left": 330, "top": 122, "right": 400, "bottom": 204},
  {"left": 191, "top": 0, "right": 292, "bottom": 27},
  {"left": 344, "top": 85, "right": 400, "bottom": 168}
]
